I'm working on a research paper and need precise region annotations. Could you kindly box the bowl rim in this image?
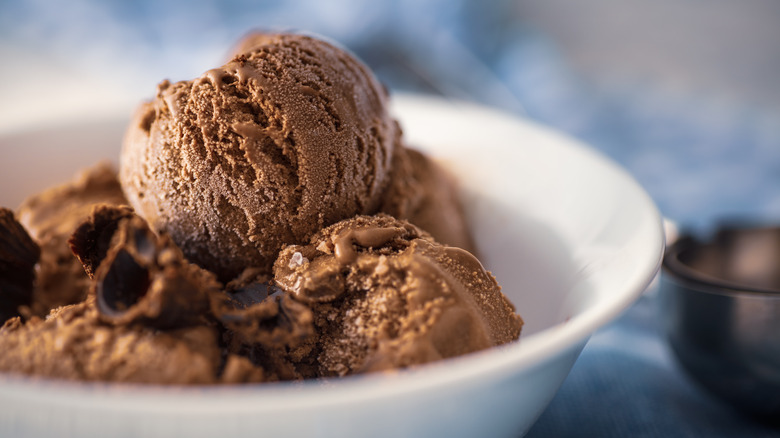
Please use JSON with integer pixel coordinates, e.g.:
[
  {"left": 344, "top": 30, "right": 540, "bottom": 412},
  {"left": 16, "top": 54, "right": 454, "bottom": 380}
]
[{"left": 0, "top": 94, "right": 665, "bottom": 412}]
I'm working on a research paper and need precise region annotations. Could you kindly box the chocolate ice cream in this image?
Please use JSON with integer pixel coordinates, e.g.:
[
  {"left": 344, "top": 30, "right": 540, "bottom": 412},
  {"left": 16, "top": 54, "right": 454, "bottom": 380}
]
[
  {"left": 274, "top": 214, "right": 522, "bottom": 376},
  {"left": 0, "top": 301, "right": 222, "bottom": 384},
  {"left": 16, "top": 162, "right": 127, "bottom": 316},
  {"left": 121, "top": 33, "right": 399, "bottom": 281},
  {"left": 121, "top": 32, "right": 475, "bottom": 281},
  {"left": 0, "top": 206, "right": 296, "bottom": 384},
  {"left": 230, "top": 32, "right": 477, "bottom": 254},
  {"left": 381, "top": 148, "right": 476, "bottom": 252},
  {"left": 0, "top": 32, "right": 522, "bottom": 385}
]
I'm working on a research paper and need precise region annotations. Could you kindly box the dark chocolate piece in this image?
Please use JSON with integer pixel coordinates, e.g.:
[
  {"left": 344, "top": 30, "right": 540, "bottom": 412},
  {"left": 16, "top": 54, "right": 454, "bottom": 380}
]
[
  {"left": 94, "top": 216, "right": 216, "bottom": 329},
  {"left": 0, "top": 208, "right": 40, "bottom": 321},
  {"left": 69, "top": 204, "right": 135, "bottom": 279},
  {"left": 210, "top": 271, "right": 313, "bottom": 349}
]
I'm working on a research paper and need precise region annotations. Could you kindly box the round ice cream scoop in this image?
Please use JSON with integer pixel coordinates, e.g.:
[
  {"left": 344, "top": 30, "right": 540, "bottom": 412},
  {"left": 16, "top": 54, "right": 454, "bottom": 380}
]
[
  {"left": 274, "top": 214, "right": 522, "bottom": 377},
  {"left": 120, "top": 33, "right": 398, "bottom": 280}
]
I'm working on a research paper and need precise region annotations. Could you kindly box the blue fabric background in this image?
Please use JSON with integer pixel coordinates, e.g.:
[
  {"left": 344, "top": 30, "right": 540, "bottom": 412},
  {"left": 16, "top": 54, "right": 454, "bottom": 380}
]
[{"left": 1, "top": 1, "right": 779, "bottom": 436}]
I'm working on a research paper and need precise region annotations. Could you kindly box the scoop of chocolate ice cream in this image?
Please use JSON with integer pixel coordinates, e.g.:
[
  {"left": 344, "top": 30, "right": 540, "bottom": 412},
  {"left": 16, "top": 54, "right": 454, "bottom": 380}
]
[
  {"left": 1, "top": 204, "right": 298, "bottom": 384},
  {"left": 121, "top": 33, "right": 398, "bottom": 281},
  {"left": 231, "top": 32, "right": 477, "bottom": 255},
  {"left": 382, "top": 147, "right": 476, "bottom": 253},
  {"left": 274, "top": 214, "right": 522, "bottom": 377},
  {"left": 0, "top": 301, "right": 223, "bottom": 384},
  {"left": 210, "top": 271, "right": 314, "bottom": 350}
]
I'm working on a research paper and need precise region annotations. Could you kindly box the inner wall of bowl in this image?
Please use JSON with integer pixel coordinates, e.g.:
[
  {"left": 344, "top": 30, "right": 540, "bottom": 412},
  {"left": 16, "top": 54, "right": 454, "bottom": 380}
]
[
  {"left": 460, "top": 184, "right": 582, "bottom": 336},
  {"left": 0, "top": 118, "right": 127, "bottom": 208}
]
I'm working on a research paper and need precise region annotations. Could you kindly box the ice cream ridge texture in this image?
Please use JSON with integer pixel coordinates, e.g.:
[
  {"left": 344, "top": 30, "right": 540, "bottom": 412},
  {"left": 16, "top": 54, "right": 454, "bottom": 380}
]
[
  {"left": 0, "top": 32, "right": 522, "bottom": 384},
  {"left": 121, "top": 32, "right": 474, "bottom": 281},
  {"left": 274, "top": 214, "right": 521, "bottom": 376}
]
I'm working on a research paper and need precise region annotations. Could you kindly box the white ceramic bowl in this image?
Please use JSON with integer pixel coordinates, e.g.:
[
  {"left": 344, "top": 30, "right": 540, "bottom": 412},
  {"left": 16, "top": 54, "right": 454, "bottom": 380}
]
[{"left": 0, "top": 95, "right": 664, "bottom": 438}]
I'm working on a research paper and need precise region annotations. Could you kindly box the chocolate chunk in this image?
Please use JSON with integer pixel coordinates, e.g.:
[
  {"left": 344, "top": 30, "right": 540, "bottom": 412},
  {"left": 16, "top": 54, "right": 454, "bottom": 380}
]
[
  {"left": 94, "top": 216, "right": 216, "bottom": 329},
  {"left": 210, "top": 272, "right": 313, "bottom": 349},
  {"left": 274, "top": 246, "right": 347, "bottom": 303},
  {"left": 0, "top": 208, "right": 40, "bottom": 321},
  {"left": 223, "top": 267, "right": 274, "bottom": 305},
  {"left": 98, "top": 248, "right": 151, "bottom": 314},
  {"left": 69, "top": 205, "right": 135, "bottom": 279}
]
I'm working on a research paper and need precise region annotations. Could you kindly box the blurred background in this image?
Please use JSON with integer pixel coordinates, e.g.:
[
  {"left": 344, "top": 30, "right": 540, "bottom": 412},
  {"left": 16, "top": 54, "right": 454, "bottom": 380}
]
[{"left": 2, "top": 0, "right": 780, "bottom": 233}]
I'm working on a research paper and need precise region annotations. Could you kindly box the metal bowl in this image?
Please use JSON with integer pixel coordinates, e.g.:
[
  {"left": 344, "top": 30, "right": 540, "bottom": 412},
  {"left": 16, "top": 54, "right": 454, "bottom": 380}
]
[{"left": 661, "top": 226, "right": 780, "bottom": 421}]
